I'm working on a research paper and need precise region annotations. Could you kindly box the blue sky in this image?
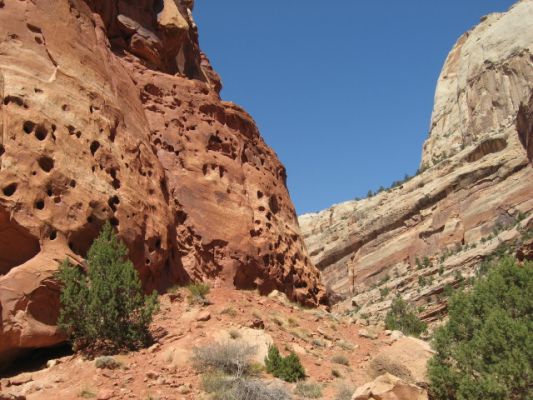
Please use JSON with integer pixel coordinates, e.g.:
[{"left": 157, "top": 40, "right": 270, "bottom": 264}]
[{"left": 194, "top": 1, "right": 516, "bottom": 215}]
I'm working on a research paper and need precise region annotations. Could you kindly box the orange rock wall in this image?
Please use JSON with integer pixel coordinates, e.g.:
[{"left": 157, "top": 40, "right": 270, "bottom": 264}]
[{"left": 0, "top": 0, "right": 324, "bottom": 368}]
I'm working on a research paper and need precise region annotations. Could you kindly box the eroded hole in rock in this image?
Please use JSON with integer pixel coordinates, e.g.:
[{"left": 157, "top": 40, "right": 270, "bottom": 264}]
[
  {"left": 23, "top": 121, "right": 36, "bottom": 134},
  {"left": 465, "top": 138, "right": 508, "bottom": 163},
  {"left": 38, "top": 156, "right": 54, "bottom": 172},
  {"left": 110, "top": 217, "right": 119, "bottom": 226},
  {"left": 26, "top": 23, "right": 42, "bottom": 33},
  {"left": 35, "top": 125, "right": 48, "bottom": 141},
  {"left": 0, "top": 144, "right": 5, "bottom": 157},
  {"left": 257, "top": 191, "right": 263, "bottom": 199},
  {"left": 109, "top": 168, "right": 121, "bottom": 189},
  {"left": 269, "top": 195, "right": 280, "bottom": 214},
  {"left": 68, "top": 220, "right": 104, "bottom": 257},
  {"left": 49, "top": 231, "right": 57, "bottom": 240},
  {"left": 4, "top": 96, "right": 27, "bottom": 108},
  {"left": 0, "top": 207, "right": 40, "bottom": 275},
  {"left": 69, "top": 180, "right": 76, "bottom": 188},
  {"left": 3, "top": 183, "right": 17, "bottom": 197},
  {"left": 108, "top": 195, "right": 120, "bottom": 212},
  {"left": 35, "top": 199, "right": 45, "bottom": 210},
  {"left": 109, "top": 126, "right": 117, "bottom": 142},
  {"left": 90, "top": 141, "right": 100, "bottom": 156}
]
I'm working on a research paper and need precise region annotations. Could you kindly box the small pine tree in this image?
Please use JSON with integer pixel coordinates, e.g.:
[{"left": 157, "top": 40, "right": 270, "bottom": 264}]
[
  {"left": 57, "top": 222, "right": 158, "bottom": 354},
  {"left": 265, "top": 345, "right": 283, "bottom": 374},
  {"left": 265, "top": 345, "right": 306, "bottom": 382},
  {"left": 428, "top": 257, "right": 532, "bottom": 400},
  {"left": 385, "top": 296, "right": 427, "bottom": 337}
]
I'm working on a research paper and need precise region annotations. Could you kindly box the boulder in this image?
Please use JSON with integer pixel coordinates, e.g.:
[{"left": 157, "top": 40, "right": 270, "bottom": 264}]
[
  {"left": 369, "top": 337, "right": 435, "bottom": 386},
  {"left": 352, "top": 373, "right": 428, "bottom": 400}
]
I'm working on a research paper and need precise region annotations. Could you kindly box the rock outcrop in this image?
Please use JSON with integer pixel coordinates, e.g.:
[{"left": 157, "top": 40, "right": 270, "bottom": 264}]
[
  {"left": 369, "top": 337, "right": 434, "bottom": 387},
  {"left": 352, "top": 373, "right": 428, "bottom": 400},
  {"left": 0, "top": 0, "right": 325, "bottom": 369},
  {"left": 518, "top": 92, "right": 533, "bottom": 164},
  {"left": 300, "top": 0, "right": 533, "bottom": 321}
]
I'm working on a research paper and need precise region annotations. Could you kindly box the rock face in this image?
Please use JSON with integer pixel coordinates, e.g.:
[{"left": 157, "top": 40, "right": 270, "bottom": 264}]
[
  {"left": 0, "top": 0, "right": 325, "bottom": 368},
  {"left": 518, "top": 92, "right": 533, "bottom": 164},
  {"left": 369, "top": 337, "right": 435, "bottom": 387},
  {"left": 352, "top": 373, "right": 428, "bottom": 400},
  {"left": 300, "top": 0, "right": 533, "bottom": 321}
]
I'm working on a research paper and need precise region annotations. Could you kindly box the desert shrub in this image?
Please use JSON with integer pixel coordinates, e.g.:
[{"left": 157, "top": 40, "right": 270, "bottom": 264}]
[
  {"left": 232, "top": 378, "right": 289, "bottom": 400},
  {"left": 331, "top": 368, "right": 342, "bottom": 378},
  {"left": 203, "top": 377, "right": 289, "bottom": 400},
  {"left": 94, "top": 356, "right": 122, "bottom": 370},
  {"left": 331, "top": 354, "right": 349, "bottom": 366},
  {"left": 201, "top": 372, "right": 235, "bottom": 396},
  {"left": 229, "top": 329, "right": 241, "bottom": 340},
  {"left": 334, "top": 383, "right": 354, "bottom": 400},
  {"left": 384, "top": 297, "right": 427, "bottom": 337},
  {"left": 221, "top": 307, "right": 238, "bottom": 317},
  {"left": 265, "top": 345, "right": 306, "bottom": 382},
  {"left": 337, "top": 339, "right": 355, "bottom": 351},
  {"left": 428, "top": 257, "right": 533, "bottom": 400},
  {"left": 57, "top": 222, "right": 158, "bottom": 354},
  {"left": 193, "top": 341, "right": 256, "bottom": 376},
  {"left": 198, "top": 343, "right": 289, "bottom": 400},
  {"left": 80, "top": 389, "right": 96, "bottom": 398},
  {"left": 295, "top": 381, "right": 323, "bottom": 398},
  {"left": 187, "top": 282, "right": 210, "bottom": 304}
]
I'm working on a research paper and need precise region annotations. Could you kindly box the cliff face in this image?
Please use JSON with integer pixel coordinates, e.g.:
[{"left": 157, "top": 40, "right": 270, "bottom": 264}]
[
  {"left": 518, "top": 92, "right": 533, "bottom": 164},
  {"left": 0, "top": 0, "right": 325, "bottom": 367},
  {"left": 300, "top": 1, "right": 533, "bottom": 320}
]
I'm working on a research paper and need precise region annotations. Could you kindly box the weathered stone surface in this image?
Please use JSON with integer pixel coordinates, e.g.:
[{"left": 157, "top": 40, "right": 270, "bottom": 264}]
[
  {"left": 352, "top": 373, "right": 428, "bottom": 400},
  {"left": 0, "top": 0, "right": 324, "bottom": 369},
  {"left": 422, "top": 0, "right": 533, "bottom": 168},
  {"left": 518, "top": 92, "right": 533, "bottom": 164},
  {"left": 300, "top": 0, "right": 533, "bottom": 321},
  {"left": 369, "top": 337, "right": 434, "bottom": 387}
]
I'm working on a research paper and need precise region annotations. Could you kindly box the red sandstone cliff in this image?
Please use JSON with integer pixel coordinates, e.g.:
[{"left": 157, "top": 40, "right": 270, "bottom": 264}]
[{"left": 0, "top": 0, "right": 325, "bottom": 368}]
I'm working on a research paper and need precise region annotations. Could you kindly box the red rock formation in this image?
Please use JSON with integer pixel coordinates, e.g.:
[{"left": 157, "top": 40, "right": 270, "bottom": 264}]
[{"left": 0, "top": 0, "right": 325, "bottom": 369}]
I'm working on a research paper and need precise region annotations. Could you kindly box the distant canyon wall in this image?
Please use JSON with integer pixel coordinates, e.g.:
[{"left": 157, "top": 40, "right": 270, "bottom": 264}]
[{"left": 300, "top": 0, "right": 533, "bottom": 320}]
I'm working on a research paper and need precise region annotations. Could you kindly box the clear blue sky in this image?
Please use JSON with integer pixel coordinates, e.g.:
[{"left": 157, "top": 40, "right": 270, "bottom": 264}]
[{"left": 194, "top": 1, "right": 516, "bottom": 215}]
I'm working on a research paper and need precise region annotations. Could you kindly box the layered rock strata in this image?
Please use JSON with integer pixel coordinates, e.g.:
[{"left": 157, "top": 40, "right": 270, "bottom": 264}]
[
  {"left": 0, "top": 0, "right": 325, "bottom": 368},
  {"left": 300, "top": 0, "right": 533, "bottom": 320}
]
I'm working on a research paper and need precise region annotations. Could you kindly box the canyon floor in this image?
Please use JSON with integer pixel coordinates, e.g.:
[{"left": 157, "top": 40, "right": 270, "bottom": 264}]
[{"left": 0, "top": 287, "right": 411, "bottom": 400}]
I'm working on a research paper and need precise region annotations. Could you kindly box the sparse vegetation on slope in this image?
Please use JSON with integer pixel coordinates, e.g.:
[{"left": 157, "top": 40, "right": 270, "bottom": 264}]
[
  {"left": 384, "top": 297, "right": 427, "bottom": 337},
  {"left": 194, "top": 341, "right": 290, "bottom": 400},
  {"left": 265, "top": 345, "right": 306, "bottom": 382},
  {"left": 428, "top": 257, "right": 533, "bottom": 400}
]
